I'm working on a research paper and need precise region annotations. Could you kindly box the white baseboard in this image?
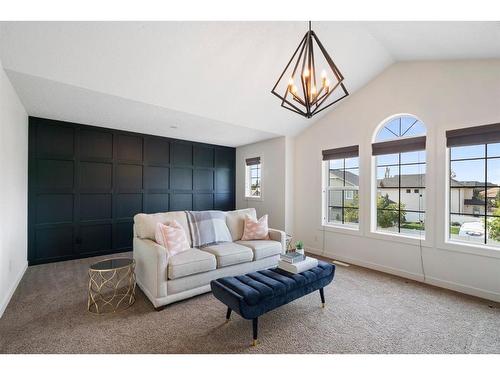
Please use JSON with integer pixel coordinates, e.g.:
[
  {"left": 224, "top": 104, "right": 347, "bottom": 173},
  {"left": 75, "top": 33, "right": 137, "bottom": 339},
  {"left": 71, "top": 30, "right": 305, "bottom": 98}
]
[
  {"left": 308, "top": 247, "right": 425, "bottom": 282},
  {"left": 306, "top": 246, "right": 500, "bottom": 303},
  {"left": 425, "top": 276, "right": 500, "bottom": 303},
  {"left": 0, "top": 261, "right": 28, "bottom": 318}
]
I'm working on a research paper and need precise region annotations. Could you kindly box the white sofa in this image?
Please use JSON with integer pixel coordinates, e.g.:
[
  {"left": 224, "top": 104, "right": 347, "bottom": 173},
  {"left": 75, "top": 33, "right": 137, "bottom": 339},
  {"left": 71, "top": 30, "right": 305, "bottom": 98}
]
[{"left": 133, "top": 208, "right": 286, "bottom": 309}]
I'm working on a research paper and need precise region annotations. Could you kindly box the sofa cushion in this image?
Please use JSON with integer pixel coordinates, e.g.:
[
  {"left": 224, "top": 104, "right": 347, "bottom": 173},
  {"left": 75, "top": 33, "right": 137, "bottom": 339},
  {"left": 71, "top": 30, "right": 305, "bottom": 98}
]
[
  {"left": 236, "top": 240, "right": 282, "bottom": 260},
  {"left": 167, "top": 248, "right": 216, "bottom": 280},
  {"left": 202, "top": 242, "right": 254, "bottom": 268},
  {"left": 226, "top": 208, "right": 257, "bottom": 241},
  {"left": 134, "top": 211, "right": 192, "bottom": 247}
]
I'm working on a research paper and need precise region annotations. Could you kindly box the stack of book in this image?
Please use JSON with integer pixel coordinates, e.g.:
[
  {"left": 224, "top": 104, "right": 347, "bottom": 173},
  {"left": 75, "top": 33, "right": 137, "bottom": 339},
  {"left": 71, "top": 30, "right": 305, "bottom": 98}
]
[
  {"left": 278, "top": 251, "right": 318, "bottom": 274},
  {"left": 280, "top": 251, "right": 306, "bottom": 264}
]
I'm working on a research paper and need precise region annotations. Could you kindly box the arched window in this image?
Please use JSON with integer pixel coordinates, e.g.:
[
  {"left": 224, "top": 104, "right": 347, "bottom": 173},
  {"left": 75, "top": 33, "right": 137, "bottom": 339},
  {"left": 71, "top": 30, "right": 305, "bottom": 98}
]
[
  {"left": 372, "top": 115, "right": 426, "bottom": 238},
  {"left": 375, "top": 116, "right": 426, "bottom": 142}
]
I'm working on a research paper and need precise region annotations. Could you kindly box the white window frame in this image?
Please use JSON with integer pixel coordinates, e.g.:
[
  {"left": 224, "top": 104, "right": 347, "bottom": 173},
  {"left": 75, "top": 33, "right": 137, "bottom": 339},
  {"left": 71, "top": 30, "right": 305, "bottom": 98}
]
[
  {"left": 370, "top": 115, "right": 427, "bottom": 240},
  {"left": 372, "top": 152, "right": 426, "bottom": 240},
  {"left": 245, "top": 158, "right": 263, "bottom": 201},
  {"left": 322, "top": 159, "right": 360, "bottom": 230},
  {"left": 446, "top": 143, "right": 500, "bottom": 250}
]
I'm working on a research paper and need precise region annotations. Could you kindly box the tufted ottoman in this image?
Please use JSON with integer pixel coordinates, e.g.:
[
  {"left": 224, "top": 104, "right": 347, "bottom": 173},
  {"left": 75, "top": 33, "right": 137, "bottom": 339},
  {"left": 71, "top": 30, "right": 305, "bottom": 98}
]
[{"left": 210, "top": 260, "right": 335, "bottom": 346}]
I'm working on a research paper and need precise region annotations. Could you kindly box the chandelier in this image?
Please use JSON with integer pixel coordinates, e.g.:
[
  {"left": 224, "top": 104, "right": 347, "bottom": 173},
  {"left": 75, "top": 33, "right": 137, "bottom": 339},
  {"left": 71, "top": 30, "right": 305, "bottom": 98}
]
[{"left": 271, "top": 21, "right": 349, "bottom": 118}]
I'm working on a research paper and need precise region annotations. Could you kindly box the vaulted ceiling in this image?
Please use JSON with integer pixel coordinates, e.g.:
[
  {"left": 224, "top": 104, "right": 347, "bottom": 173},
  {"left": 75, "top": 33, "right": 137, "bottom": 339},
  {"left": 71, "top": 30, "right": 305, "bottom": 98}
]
[{"left": 1, "top": 21, "right": 499, "bottom": 146}]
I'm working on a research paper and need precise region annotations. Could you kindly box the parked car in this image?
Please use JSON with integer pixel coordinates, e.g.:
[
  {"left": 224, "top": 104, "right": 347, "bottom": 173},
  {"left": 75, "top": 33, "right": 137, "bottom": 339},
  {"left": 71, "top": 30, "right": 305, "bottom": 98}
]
[{"left": 458, "top": 221, "right": 485, "bottom": 239}]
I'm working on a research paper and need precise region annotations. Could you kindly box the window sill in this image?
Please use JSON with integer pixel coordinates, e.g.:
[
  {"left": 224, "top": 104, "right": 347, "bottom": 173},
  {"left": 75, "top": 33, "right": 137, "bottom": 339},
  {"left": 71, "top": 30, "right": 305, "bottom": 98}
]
[
  {"left": 244, "top": 196, "right": 263, "bottom": 202},
  {"left": 437, "top": 240, "right": 500, "bottom": 259},
  {"left": 367, "top": 230, "right": 429, "bottom": 247},
  {"left": 321, "top": 224, "right": 361, "bottom": 236}
]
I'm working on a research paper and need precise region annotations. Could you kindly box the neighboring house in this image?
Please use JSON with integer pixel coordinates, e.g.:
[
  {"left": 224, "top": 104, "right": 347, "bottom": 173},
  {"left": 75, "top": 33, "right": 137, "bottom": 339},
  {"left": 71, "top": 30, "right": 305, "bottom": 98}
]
[
  {"left": 377, "top": 173, "right": 425, "bottom": 222},
  {"left": 329, "top": 169, "right": 359, "bottom": 188},
  {"left": 329, "top": 170, "right": 359, "bottom": 206},
  {"left": 450, "top": 180, "right": 497, "bottom": 217},
  {"left": 331, "top": 169, "right": 498, "bottom": 223}
]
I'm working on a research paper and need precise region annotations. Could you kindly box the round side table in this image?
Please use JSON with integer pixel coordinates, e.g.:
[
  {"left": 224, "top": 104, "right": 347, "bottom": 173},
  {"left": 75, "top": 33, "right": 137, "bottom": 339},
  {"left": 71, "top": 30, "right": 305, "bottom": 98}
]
[{"left": 87, "top": 257, "right": 136, "bottom": 314}]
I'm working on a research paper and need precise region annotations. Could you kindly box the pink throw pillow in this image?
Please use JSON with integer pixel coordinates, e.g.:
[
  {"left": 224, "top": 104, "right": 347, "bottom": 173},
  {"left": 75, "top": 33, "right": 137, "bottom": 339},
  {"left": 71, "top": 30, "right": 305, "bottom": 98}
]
[
  {"left": 241, "top": 214, "right": 270, "bottom": 241},
  {"left": 155, "top": 220, "right": 190, "bottom": 256}
]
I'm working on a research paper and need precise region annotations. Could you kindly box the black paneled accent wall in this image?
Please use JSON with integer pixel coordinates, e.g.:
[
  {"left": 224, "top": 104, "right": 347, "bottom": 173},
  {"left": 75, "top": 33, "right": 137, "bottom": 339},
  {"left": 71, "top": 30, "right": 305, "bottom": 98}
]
[{"left": 28, "top": 117, "right": 235, "bottom": 265}]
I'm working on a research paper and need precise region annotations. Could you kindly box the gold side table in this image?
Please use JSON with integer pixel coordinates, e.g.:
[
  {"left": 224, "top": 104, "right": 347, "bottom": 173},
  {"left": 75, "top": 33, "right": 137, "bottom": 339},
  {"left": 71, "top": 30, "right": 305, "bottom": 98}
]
[{"left": 88, "top": 257, "right": 136, "bottom": 314}]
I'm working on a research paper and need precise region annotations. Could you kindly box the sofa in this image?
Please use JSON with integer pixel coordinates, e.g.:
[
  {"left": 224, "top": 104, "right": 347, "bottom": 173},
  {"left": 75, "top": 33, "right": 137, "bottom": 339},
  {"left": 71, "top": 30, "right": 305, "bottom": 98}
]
[{"left": 133, "top": 208, "right": 286, "bottom": 309}]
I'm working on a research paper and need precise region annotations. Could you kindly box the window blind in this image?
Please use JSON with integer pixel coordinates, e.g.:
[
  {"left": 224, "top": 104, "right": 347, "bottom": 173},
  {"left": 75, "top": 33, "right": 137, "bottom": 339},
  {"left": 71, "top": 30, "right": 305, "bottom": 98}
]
[
  {"left": 372, "top": 136, "right": 426, "bottom": 156},
  {"left": 322, "top": 145, "right": 359, "bottom": 161},
  {"left": 446, "top": 123, "right": 500, "bottom": 147},
  {"left": 245, "top": 157, "right": 261, "bottom": 166}
]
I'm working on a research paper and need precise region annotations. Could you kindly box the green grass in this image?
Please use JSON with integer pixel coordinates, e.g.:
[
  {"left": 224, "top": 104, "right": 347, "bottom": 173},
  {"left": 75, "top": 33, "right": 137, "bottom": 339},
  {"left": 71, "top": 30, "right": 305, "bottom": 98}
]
[{"left": 400, "top": 222, "right": 425, "bottom": 230}]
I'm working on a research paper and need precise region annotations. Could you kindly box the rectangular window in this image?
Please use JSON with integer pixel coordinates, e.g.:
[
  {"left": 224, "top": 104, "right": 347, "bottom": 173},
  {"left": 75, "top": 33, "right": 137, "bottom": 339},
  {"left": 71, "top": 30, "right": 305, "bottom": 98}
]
[
  {"left": 449, "top": 143, "right": 500, "bottom": 248},
  {"left": 245, "top": 157, "right": 262, "bottom": 199},
  {"left": 376, "top": 150, "right": 426, "bottom": 238},
  {"left": 323, "top": 156, "right": 359, "bottom": 228}
]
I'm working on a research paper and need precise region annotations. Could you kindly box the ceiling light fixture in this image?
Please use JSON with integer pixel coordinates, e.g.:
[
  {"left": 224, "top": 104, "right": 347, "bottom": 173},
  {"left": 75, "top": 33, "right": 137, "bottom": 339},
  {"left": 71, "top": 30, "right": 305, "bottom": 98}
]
[{"left": 271, "top": 21, "right": 349, "bottom": 119}]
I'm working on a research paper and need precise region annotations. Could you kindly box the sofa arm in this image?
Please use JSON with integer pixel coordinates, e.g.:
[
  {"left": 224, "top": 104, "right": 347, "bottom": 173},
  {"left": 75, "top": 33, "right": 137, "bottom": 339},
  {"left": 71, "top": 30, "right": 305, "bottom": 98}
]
[
  {"left": 133, "top": 237, "right": 169, "bottom": 302},
  {"left": 268, "top": 228, "right": 286, "bottom": 253}
]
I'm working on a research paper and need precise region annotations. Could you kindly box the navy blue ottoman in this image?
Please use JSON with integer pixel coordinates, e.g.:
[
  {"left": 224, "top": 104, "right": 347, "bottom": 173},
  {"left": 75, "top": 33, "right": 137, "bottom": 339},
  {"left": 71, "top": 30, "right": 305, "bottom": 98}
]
[{"left": 210, "top": 260, "right": 335, "bottom": 346}]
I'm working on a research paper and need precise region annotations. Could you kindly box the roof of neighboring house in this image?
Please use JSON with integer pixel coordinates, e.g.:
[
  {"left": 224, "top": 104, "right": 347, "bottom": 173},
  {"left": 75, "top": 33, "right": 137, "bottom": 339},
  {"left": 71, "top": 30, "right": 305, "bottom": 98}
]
[
  {"left": 377, "top": 174, "right": 425, "bottom": 188},
  {"left": 451, "top": 179, "right": 497, "bottom": 187},
  {"left": 481, "top": 187, "right": 500, "bottom": 198},
  {"left": 329, "top": 170, "right": 359, "bottom": 186},
  {"left": 464, "top": 198, "right": 486, "bottom": 206},
  {"left": 331, "top": 169, "right": 498, "bottom": 189}
]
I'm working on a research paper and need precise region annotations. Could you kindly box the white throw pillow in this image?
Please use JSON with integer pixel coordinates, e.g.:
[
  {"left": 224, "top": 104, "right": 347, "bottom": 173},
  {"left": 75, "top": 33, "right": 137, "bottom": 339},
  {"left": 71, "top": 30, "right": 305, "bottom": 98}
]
[
  {"left": 241, "top": 214, "right": 270, "bottom": 241},
  {"left": 155, "top": 221, "right": 190, "bottom": 257},
  {"left": 226, "top": 208, "right": 257, "bottom": 241}
]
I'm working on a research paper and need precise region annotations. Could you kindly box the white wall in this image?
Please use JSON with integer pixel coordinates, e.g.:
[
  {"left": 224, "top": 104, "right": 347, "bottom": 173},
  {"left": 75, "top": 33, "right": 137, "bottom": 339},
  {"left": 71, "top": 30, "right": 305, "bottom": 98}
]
[
  {"left": 236, "top": 136, "right": 294, "bottom": 233},
  {"left": 0, "top": 57, "right": 28, "bottom": 317},
  {"left": 294, "top": 60, "right": 500, "bottom": 302},
  {"left": 284, "top": 136, "right": 295, "bottom": 234}
]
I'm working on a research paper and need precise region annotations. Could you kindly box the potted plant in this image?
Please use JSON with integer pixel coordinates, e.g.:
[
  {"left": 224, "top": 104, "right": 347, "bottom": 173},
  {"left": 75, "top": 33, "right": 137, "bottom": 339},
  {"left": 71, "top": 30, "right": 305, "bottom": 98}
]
[{"left": 295, "top": 240, "right": 304, "bottom": 255}]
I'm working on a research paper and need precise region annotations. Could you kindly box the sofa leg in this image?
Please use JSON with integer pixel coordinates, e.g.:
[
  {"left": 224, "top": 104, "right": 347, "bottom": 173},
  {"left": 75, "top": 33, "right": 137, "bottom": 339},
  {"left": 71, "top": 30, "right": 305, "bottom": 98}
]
[
  {"left": 226, "top": 307, "right": 232, "bottom": 321},
  {"left": 319, "top": 288, "right": 325, "bottom": 308},
  {"left": 252, "top": 317, "right": 258, "bottom": 346},
  {"left": 155, "top": 305, "right": 166, "bottom": 312}
]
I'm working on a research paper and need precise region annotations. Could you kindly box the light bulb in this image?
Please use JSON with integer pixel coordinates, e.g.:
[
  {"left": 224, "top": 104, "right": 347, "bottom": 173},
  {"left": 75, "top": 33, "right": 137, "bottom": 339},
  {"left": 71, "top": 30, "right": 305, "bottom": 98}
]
[
  {"left": 324, "top": 79, "right": 330, "bottom": 91},
  {"left": 291, "top": 85, "right": 298, "bottom": 95},
  {"left": 288, "top": 77, "right": 294, "bottom": 87},
  {"left": 321, "top": 70, "right": 328, "bottom": 88},
  {"left": 310, "top": 85, "right": 317, "bottom": 100},
  {"left": 303, "top": 68, "right": 310, "bottom": 78}
]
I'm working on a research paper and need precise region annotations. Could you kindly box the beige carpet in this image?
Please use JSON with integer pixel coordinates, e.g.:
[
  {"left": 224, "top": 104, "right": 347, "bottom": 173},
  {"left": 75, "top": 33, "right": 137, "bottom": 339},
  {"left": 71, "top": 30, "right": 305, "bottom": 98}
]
[{"left": 0, "top": 252, "right": 498, "bottom": 354}]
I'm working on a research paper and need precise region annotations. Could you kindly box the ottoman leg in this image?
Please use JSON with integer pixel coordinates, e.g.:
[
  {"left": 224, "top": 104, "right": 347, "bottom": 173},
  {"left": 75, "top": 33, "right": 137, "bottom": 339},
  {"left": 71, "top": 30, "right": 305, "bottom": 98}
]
[
  {"left": 252, "top": 317, "right": 258, "bottom": 346},
  {"left": 226, "top": 307, "right": 232, "bottom": 321},
  {"left": 319, "top": 288, "right": 325, "bottom": 308}
]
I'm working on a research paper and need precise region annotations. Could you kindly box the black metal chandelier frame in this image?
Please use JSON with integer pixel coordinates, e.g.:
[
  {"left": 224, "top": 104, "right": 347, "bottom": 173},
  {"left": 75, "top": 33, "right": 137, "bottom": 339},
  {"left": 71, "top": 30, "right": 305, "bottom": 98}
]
[{"left": 271, "top": 21, "right": 349, "bottom": 118}]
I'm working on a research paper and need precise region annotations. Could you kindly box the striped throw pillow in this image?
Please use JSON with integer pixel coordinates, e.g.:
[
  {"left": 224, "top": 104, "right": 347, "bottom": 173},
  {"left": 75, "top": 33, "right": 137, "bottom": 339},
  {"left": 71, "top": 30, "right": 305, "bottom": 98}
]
[
  {"left": 241, "top": 214, "right": 270, "bottom": 241},
  {"left": 155, "top": 220, "right": 190, "bottom": 257}
]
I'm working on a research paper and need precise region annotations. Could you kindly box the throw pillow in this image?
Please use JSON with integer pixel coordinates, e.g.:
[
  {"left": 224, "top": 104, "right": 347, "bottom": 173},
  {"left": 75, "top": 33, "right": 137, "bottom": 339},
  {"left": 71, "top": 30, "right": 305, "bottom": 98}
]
[
  {"left": 155, "top": 220, "right": 190, "bottom": 256},
  {"left": 226, "top": 208, "right": 257, "bottom": 242},
  {"left": 241, "top": 214, "right": 270, "bottom": 241}
]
